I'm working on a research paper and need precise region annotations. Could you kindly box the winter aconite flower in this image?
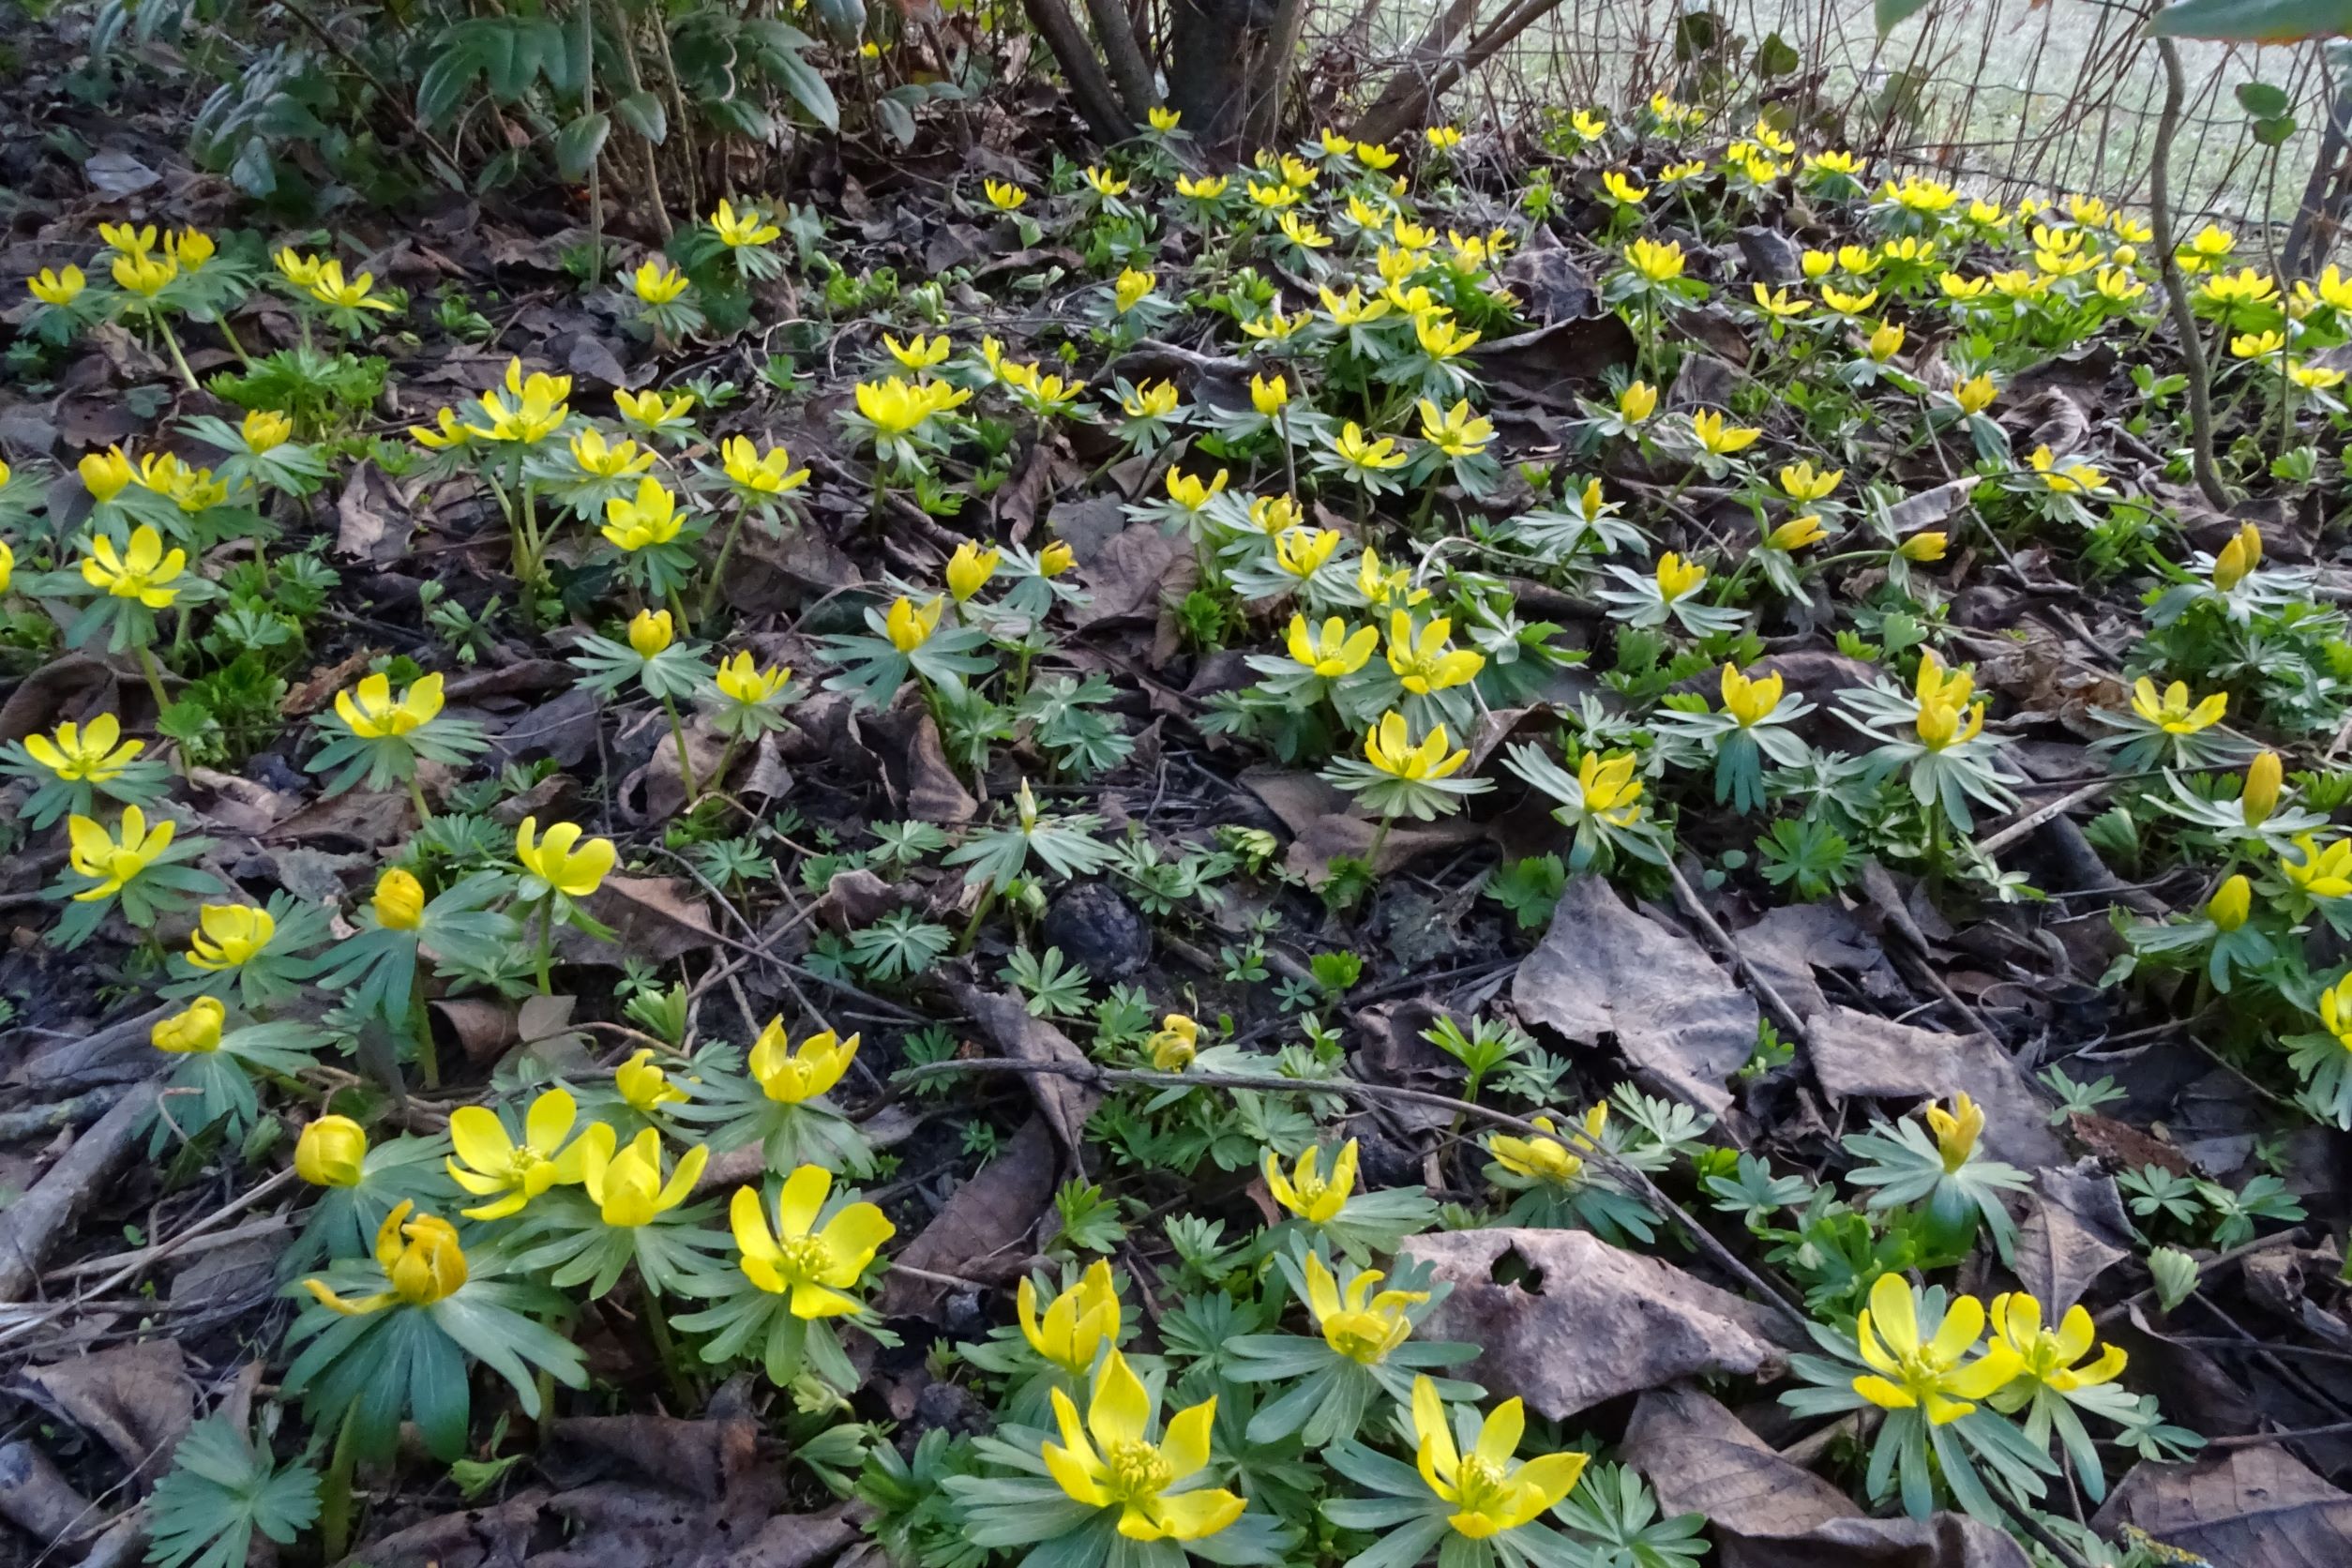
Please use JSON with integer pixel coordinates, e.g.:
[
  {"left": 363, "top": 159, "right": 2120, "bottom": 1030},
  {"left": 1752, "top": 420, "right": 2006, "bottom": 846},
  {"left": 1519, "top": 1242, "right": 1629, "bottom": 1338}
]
[
  {"left": 514, "top": 818, "right": 616, "bottom": 899},
  {"left": 601, "top": 477, "right": 686, "bottom": 550},
  {"left": 1265, "top": 1139, "right": 1358, "bottom": 1224},
  {"left": 68, "top": 806, "right": 174, "bottom": 899},
  {"left": 616, "top": 1049, "right": 688, "bottom": 1111},
  {"left": 1304, "top": 1252, "right": 1424, "bottom": 1364},
  {"left": 731, "top": 1163, "right": 894, "bottom": 1315},
  {"left": 303, "top": 1202, "right": 468, "bottom": 1315},
  {"left": 29, "top": 265, "right": 84, "bottom": 306},
  {"left": 749, "top": 1019, "right": 860, "bottom": 1103},
  {"left": 1488, "top": 1105, "right": 1608, "bottom": 1184},
  {"left": 1913, "top": 653, "right": 1985, "bottom": 750},
  {"left": 82, "top": 526, "right": 186, "bottom": 606},
  {"left": 25, "top": 715, "right": 144, "bottom": 783},
  {"left": 372, "top": 867, "right": 425, "bottom": 929},
  {"left": 2282, "top": 835, "right": 2352, "bottom": 899},
  {"left": 1986, "top": 1292, "right": 2128, "bottom": 1402},
  {"left": 1020, "top": 1258, "right": 1122, "bottom": 1375},
  {"left": 2130, "top": 678, "right": 2226, "bottom": 735},
  {"left": 711, "top": 198, "right": 781, "bottom": 249},
  {"left": 152, "top": 997, "right": 225, "bottom": 1053},
  {"left": 1364, "top": 714, "right": 1470, "bottom": 783},
  {"left": 1042, "top": 1351, "right": 1244, "bottom": 1542},
  {"left": 582, "top": 1127, "right": 708, "bottom": 1227},
  {"left": 1148, "top": 1014, "right": 1199, "bottom": 1070},
  {"left": 335, "top": 671, "right": 445, "bottom": 738},
  {"left": 1850, "top": 1273, "right": 2020, "bottom": 1424},
  {"left": 1385, "top": 613, "right": 1484, "bottom": 693},
  {"left": 947, "top": 542, "right": 1001, "bottom": 602},
  {"left": 1408, "top": 1376, "right": 1589, "bottom": 1538},
  {"left": 186, "top": 904, "right": 276, "bottom": 970},
  {"left": 296, "top": 1115, "right": 369, "bottom": 1187},
  {"left": 1288, "top": 615, "right": 1379, "bottom": 679},
  {"left": 1623, "top": 237, "right": 1685, "bottom": 282},
  {"left": 446, "top": 1088, "right": 610, "bottom": 1219}
]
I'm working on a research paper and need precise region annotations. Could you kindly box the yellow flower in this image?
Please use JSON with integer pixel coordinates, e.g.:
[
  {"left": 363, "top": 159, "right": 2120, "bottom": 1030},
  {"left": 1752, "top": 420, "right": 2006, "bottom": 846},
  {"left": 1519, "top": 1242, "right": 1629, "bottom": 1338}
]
[
  {"left": 1288, "top": 614, "right": 1379, "bottom": 678},
  {"left": 884, "top": 594, "right": 945, "bottom": 653},
  {"left": 68, "top": 804, "right": 173, "bottom": 899},
  {"left": 1617, "top": 381, "right": 1657, "bottom": 422},
  {"left": 1364, "top": 712, "right": 1470, "bottom": 783},
  {"left": 2131, "top": 677, "right": 2226, "bottom": 735},
  {"left": 1602, "top": 171, "right": 1648, "bottom": 204},
  {"left": 1488, "top": 1104, "right": 1607, "bottom": 1185},
  {"left": 1121, "top": 381, "right": 1180, "bottom": 419},
  {"left": 2323, "top": 976, "right": 2352, "bottom": 1046},
  {"left": 1274, "top": 528, "right": 1342, "bottom": 579},
  {"left": 748, "top": 1018, "right": 860, "bottom": 1103},
  {"left": 303, "top": 1201, "right": 470, "bottom": 1315},
  {"left": 2206, "top": 873, "right": 2251, "bottom": 932},
  {"left": 1752, "top": 284, "right": 1811, "bottom": 321},
  {"left": 2242, "top": 750, "right": 2283, "bottom": 826},
  {"left": 272, "top": 247, "right": 321, "bottom": 287},
  {"left": 1913, "top": 653, "right": 1984, "bottom": 750},
  {"left": 1866, "top": 321, "right": 1906, "bottom": 361},
  {"left": 335, "top": 671, "right": 445, "bottom": 739},
  {"left": 1801, "top": 249, "right": 1836, "bottom": 279},
  {"left": 615, "top": 387, "right": 698, "bottom": 430},
  {"left": 1768, "top": 514, "right": 1825, "bottom": 551},
  {"left": 1426, "top": 126, "right": 1463, "bottom": 150},
  {"left": 1082, "top": 166, "right": 1131, "bottom": 198},
  {"left": 721, "top": 435, "right": 810, "bottom": 495},
  {"left": 570, "top": 428, "right": 655, "bottom": 480},
  {"left": 2028, "top": 445, "right": 2105, "bottom": 494},
  {"left": 1356, "top": 141, "right": 1398, "bottom": 171},
  {"left": 409, "top": 408, "right": 470, "bottom": 450},
  {"left": 1304, "top": 1252, "right": 1424, "bottom": 1364},
  {"left": 2290, "top": 360, "right": 2345, "bottom": 390},
  {"left": 884, "top": 332, "right": 952, "bottom": 372},
  {"left": 1149, "top": 1013, "right": 1199, "bottom": 1070},
  {"left": 1720, "top": 664, "right": 1785, "bottom": 726},
  {"left": 1819, "top": 283, "right": 1879, "bottom": 316},
  {"left": 602, "top": 478, "right": 686, "bottom": 552},
  {"left": 1577, "top": 752, "right": 1644, "bottom": 822},
  {"left": 2212, "top": 522, "right": 2262, "bottom": 591},
  {"left": 1623, "top": 237, "right": 1685, "bottom": 283},
  {"left": 1653, "top": 551, "right": 1706, "bottom": 600},
  {"left": 1414, "top": 312, "right": 1482, "bottom": 359},
  {"left": 614, "top": 1048, "right": 687, "bottom": 1113},
  {"left": 1899, "top": 532, "right": 1949, "bottom": 562},
  {"left": 732, "top": 1164, "right": 895, "bottom": 1317},
  {"left": 1246, "top": 179, "right": 1302, "bottom": 210},
  {"left": 445, "top": 1088, "right": 609, "bottom": 1220},
  {"left": 628, "top": 259, "right": 691, "bottom": 305},
  {"left": 28, "top": 265, "right": 84, "bottom": 307},
  {"left": 628, "top": 609, "right": 674, "bottom": 658},
  {"left": 241, "top": 409, "right": 294, "bottom": 453},
  {"left": 100, "top": 222, "right": 158, "bottom": 256},
  {"left": 465, "top": 359, "right": 571, "bottom": 445},
  {"left": 1924, "top": 1093, "right": 1984, "bottom": 1171},
  {"left": 1953, "top": 373, "right": 1998, "bottom": 415},
  {"left": 855, "top": 376, "right": 942, "bottom": 438},
  {"left": 1334, "top": 422, "right": 1410, "bottom": 471},
  {"left": 1690, "top": 409, "right": 1758, "bottom": 455},
  {"left": 515, "top": 817, "right": 617, "bottom": 899},
  {"left": 1940, "top": 272, "right": 1988, "bottom": 301},
  {"left": 709, "top": 652, "right": 787, "bottom": 707},
  {"left": 711, "top": 198, "right": 781, "bottom": 249},
  {"left": 985, "top": 179, "right": 1030, "bottom": 211},
  {"left": 1409, "top": 1376, "right": 1589, "bottom": 1538},
  {"left": 1386, "top": 612, "right": 1484, "bottom": 693},
  {"left": 81, "top": 525, "right": 186, "bottom": 607},
  {"left": 1020, "top": 1258, "right": 1123, "bottom": 1374},
  {"left": 1175, "top": 173, "right": 1229, "bottom": 201},
  {"left": 947, "top": 542, "right": 1001, "bottom": 602},
  {"left": 1042, "top": 1351, "right": 1244, "bottom": 1542},
  {"left": 112, "top": 250, "right": 178, "bottom": 299},
  {"left": 187, "top": 903, "right": 276, "bottom": 970},
  {"left": 1263, "top": 1139, "right": 1358, "bottom": 1223},
  {"left": 1250, "top": 374, "right": 1291, "bottom": 417},
  {"left": 296, "top": 1115, "right": 369, "bottom": 1188},
  {"left": 24, "top": 713, "right": 143, "bottom": 783},
  {"left": 2284, "top": 834, "right": 2352, "bottom": 899},
  {"left": 306, "top": 261, "right": 394, "bottom": 313},
  {"left": 1040, "top": 540, "right": 1078, "bottom": 578},
  {"left": 1778, "top": 460, "right": 1841, "bottom": 502},
  {"left": 1248, "top": 494, "right": 1304, "bottom": 538},
  {"left": 1113, "top": 267, "right": 1154, "bottom": 313},
  {"left": 2230, "top": 329, "right": 2284, "bottom": 359},
  {"left": 1850, "top": 1273, "right": 2020, "bottom": 1425},
  {"left": 1277, "top": 212, "right": 1334, "bottom": 250},
  {"left": 1571, "top": 109, "right": 1607, "bottom": 139},
  {"left": 582, "top": 1126, "right": 708, "bottom": 1228},
  {"left": 1882, "top": 176, "right": 1959, "bottom": 214},
  {"left": 1417, "top": 398, "right": 1493, "bottom": 458},
  {"left": 152, "top": 996, "right": 225, "bottom": 1054},
  {"left": 374, "top": 867, "right": 425, "bottom": 929},
  {"left": 1986, "top": 1292, "right": 2128, "bottom": 1404}
]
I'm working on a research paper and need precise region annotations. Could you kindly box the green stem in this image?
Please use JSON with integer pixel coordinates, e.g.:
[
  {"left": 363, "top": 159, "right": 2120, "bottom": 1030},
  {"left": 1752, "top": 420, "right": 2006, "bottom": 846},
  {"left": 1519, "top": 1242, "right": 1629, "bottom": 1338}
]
[
  {"left": 639, "top": 1284, "right": 698, "bottom": 1410},
  {"left": 405, "top": 771, "right": 434, "bottom": 825},
  {"left": 701, "top": 503, "right": 757, "bottom": 624},
  {"left": 957, "top": 881, "right": 1002, "bottom": 954},
  {"left": 214, "top": 315, "right": 255, "bottom": 369},
  {"left": 134, "top": 645, "right": 173, "bottom": 716},
  {"left": 154, "top": 316, "right": 201, "bottom": 394},
  {"left": 660, "top": 695, "right": 700, "bottom": 803},
  {"left": 320, "top": 1402, "right": 360, "bottom": 1561},
  {"left": 535, "top": 898, "right": 556, "bottom": 993},
  {"left": 409, "top": 971, "right": 438, "bottom": 1091},
  {"left": 1365, "top": 813, "right": 1395, "bottom": 869}
]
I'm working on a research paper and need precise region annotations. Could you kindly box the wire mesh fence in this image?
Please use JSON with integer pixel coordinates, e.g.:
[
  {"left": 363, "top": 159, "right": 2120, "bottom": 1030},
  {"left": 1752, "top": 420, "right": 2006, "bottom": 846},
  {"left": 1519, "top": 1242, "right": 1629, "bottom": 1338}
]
[{"left": 1298, "top": 0, "right": 2347, "bottom": 243}]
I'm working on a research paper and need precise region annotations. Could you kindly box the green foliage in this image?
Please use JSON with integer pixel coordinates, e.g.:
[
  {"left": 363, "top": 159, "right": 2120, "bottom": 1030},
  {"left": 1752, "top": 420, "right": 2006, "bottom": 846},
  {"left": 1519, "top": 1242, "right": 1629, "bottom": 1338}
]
[{"left": 146, "top": 1411, "right": 321, "bottom": 1568}]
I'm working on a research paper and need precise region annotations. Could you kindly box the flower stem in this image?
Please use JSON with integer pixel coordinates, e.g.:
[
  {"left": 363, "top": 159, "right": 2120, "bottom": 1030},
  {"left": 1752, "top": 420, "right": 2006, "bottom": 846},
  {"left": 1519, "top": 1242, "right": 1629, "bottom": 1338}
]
[
  {"left": 154, "top": 316, "right": 201, "bottom": 394},
  {"left": 134, "top": 645, "right": 173, "bottom": 716},
  {"left": 957, "top": 881, "right": 1001, "bottom": 955},
  {"left": 639, "top": 1284, "right": 699, "bottom": 1410},
  {"left": 320, "top": 1402, "right": 360, "bottom": 1561},
  {"left": 661, "top": 695, "right": 700, "bottom": 803},
  {"left": 535, "top": 898, "right": 556, "bottom": 993},
  {"left": 405, "top": 771, "right": 434, "bottom": 825},
  {"left": 409, "top": 971, "right": 438, "bottom": 1091}
]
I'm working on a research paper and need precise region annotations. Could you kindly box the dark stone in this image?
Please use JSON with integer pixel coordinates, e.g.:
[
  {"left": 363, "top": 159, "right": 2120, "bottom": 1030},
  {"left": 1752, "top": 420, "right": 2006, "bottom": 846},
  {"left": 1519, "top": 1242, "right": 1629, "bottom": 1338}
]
[{"left": 1040, "top": 882, "right": 1152, "bottom": 981}]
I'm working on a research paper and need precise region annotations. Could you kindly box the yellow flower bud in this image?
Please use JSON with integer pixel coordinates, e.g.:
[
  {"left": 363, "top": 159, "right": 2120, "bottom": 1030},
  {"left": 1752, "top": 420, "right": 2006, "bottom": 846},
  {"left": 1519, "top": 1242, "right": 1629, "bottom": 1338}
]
[
  {"left": 628, "top": 608, "right": 673, "bottom": 657},
  {"left": 374, "top": 867, "right": 426, "bottom": 929},
  {"left": 1900, "top": 531, "right": 1949, "bottom": 562},
  {"left": 2242, "top": 750, "right": 2282, "bottom": 827},
  {"left": 296, "top": 1115, "right": 369, "bottom": 1187},
  {"left": 2208, "top": 874, "right": 2251, "bottom": 931},
  {"left": 153, "top": 997, "right": 226, "bottom": 1054}
]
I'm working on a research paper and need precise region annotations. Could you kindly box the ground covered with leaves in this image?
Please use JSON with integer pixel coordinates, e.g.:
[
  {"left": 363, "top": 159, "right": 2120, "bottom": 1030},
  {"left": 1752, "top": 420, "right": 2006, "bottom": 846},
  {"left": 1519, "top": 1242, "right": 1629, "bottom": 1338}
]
[{"left": 6, "top": 32, "right": 2352, "bottom": 1568}]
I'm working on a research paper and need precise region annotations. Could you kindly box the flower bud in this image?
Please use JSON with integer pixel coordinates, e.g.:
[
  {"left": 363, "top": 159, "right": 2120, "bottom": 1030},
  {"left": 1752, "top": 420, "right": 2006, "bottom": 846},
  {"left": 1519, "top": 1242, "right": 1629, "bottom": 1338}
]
[
  {"left": 153, "top": 997, "right": 225, "bottom": 1054},
  {"left": 2242, "top": 750, "right": 2283, "bottom": 826},
  {"left": 628, "top": 609, "right": 673, "bottom": 657},
  {"left": 295, "top": 1114, "right": 368, "bottom": 1187},
  {"left": 374, "top": 867, "right": 425, "bottom": 929},
  {"left": 1899, "top": 531, "right": 1949, "bottom": 562},
  {"left": 2208, "top": 873, "right": 2251, "bottom": 931}
]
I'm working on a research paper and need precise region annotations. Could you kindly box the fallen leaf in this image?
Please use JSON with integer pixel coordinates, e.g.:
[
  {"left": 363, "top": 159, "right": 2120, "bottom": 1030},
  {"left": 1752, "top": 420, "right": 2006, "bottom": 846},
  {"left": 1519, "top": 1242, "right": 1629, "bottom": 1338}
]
[
  {"left": 863, "top": 705, "right": 977, "bottom": 825},
  {"left": 1398, "top": 1229, "right": 1789, "bottom": 1419},
  {"left": 2095, "top": 1446, "right": 2352, "bottom": 1567},
  {"left": 1622, "top": 1385, "right": 2031, "bottom": 1568},
  {"left": 1067, "top": 522, "right": 1198, "bottom": 628},
  {"left": 334, "top": 464, "right": 412, "bottom": 563},
  {"left": 2013, "top": 1158, "right": 2135, "bottom": 1312},
  {"left": 1240, "top": 766, "right": 1482, "bottom": 884},
  {"left": 559, "top": 877, "right": 719, "bottom": 966},
  {"left": 943, "top": 980, "right": 1099, "bottom": 1153},
  {"left": 1803, "top": 1005, "right": 2065, "bottom": 1168},
  {"left": 1512, "top": 874, "right": 1756, "bottom": 1112},
  {"left": 879, "top": 1115, "right": 1057, "bottom": 1321},
  {"left": 17, "top": 1340, "right": 197, "bottom": 1488},
  {"left": 1467, "top": 316, "right": 1636, "bottom": 408}
]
